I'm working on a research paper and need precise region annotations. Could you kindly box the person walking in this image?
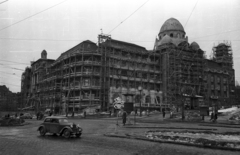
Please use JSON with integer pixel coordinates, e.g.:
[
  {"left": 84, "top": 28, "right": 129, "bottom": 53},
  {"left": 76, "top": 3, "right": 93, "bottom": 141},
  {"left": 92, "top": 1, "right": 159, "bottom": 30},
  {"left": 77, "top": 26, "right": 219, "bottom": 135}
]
[
  {"left": 210, "top": 112, "right": 214, "bottom": 121},
  {"left": 122, "top": 111, "right": 127, "bottom": 126},
  {"left": 109, "top": 110, "right": 112, "bottom": 117},
  {"left": 162, "top": 108, "right": 165, "bottom": 119}
]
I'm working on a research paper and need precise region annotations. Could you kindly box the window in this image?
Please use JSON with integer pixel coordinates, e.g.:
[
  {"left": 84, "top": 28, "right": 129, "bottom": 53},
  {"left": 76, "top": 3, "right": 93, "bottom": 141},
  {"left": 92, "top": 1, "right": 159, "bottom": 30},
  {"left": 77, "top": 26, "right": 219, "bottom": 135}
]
[
  {"left": 52, "top": 119, "right": 59, "bottom": 123},
  {"left": 211, "top": 76, "right": 214, "bottom": 82},
  {"left": 170, "top": 33, "right": 173, "bottom": 37},
  {"left": 44, "top": 118, "right": 51, "bottom": 122}
]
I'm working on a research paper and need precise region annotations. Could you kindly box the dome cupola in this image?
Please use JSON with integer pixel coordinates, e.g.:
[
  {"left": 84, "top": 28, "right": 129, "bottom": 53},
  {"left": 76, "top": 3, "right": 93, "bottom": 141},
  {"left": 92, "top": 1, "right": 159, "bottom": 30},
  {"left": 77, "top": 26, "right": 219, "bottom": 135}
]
[{"left": 190, "top": 42, "right": 200, "bottom": 50}]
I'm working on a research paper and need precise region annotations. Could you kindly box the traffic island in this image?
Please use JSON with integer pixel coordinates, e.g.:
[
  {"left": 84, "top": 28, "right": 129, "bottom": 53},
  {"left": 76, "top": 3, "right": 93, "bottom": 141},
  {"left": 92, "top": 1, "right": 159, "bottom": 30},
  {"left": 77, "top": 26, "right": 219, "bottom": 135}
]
[
  {"left": 146, "top": 130, "right": 240, "bottom": 151},
  {"left": 104, "top": 130, "right": 240, "bottom": 151}
]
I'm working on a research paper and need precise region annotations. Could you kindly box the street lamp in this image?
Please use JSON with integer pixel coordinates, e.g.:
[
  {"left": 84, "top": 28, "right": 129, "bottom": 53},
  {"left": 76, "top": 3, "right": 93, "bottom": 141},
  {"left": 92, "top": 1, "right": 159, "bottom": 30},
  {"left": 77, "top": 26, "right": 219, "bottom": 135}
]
[{"left": 138, "top": 86, "right": 142, "bottom": 117}]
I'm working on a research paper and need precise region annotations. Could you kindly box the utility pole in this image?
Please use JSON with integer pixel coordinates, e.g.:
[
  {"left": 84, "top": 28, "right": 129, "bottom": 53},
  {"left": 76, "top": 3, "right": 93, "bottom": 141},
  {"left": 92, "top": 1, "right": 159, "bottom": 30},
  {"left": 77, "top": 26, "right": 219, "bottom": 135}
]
[{"left": 182, "top": 93, "right": 185, "bottom": 120}]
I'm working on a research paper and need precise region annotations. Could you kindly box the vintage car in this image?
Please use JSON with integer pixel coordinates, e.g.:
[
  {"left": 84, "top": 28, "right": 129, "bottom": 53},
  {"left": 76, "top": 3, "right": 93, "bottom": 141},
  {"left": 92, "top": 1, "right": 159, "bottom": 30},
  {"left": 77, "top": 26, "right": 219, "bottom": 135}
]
[{"left": 37, "top": 116, "right": 82, "bottom": 138}]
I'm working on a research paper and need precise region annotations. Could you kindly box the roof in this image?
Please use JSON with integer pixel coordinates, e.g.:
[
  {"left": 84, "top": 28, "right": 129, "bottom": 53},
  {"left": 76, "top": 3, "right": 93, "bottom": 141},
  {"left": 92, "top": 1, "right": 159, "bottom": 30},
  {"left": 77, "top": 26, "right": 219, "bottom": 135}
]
[
  {"left": 160, "top": 18, "right": 185, "bottom": 34},
  {"left": 55, "top": 40, "right": 97, "bottom": 62},
  {"left": 31, "top": 58, "right": 55, "bottom": 66},
  {"left": 103, "top": 39, "right": 147, "bottom": 52},
  {"left": 190, "top": 42, "right": 200, "bottom": 50}
]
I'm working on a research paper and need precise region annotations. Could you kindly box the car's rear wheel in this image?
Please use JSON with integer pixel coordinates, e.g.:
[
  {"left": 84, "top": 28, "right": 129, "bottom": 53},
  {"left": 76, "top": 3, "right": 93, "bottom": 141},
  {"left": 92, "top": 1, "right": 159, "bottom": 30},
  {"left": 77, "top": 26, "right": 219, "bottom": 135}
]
[
  {"left": 63, "top": 129, "right": 71, "bottom": 138},
  {"left": 76, "top": 133, "right": 81, "bottom": 138},
  {"left": 39, "top": 127, "right": 46, "bottom": 136}
]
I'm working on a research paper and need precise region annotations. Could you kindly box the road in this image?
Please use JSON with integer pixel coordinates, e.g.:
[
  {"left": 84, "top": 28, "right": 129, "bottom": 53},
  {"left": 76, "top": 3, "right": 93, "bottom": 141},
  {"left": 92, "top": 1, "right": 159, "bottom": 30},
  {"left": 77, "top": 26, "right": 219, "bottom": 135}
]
[{"left": 0, "top": 117, "right": 239, "bottom": 155}]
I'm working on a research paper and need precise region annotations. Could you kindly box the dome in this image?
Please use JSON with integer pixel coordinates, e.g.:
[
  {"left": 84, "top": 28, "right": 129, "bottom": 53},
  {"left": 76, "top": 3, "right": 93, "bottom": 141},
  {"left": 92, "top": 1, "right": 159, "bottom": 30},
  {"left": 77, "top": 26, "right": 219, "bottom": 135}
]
[
  {"left": 160, "top": 18, "right": 185, "bottom": 34},
  {"left": 160, "top": 35, "right": 172, "bottom": 45},
  {"left": 190, "top": 42, "right": 200, "bottom": 50}
]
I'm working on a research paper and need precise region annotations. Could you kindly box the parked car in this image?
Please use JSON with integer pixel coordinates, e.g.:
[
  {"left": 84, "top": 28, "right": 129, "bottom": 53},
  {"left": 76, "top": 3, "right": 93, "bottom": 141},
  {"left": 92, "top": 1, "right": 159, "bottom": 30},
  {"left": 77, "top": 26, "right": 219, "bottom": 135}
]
[
  {"left": 37, "top": 116, "right": 82, "bottom": 138},
  {"left": 20, "top": 113, "right": 33, "bottom": 119}
]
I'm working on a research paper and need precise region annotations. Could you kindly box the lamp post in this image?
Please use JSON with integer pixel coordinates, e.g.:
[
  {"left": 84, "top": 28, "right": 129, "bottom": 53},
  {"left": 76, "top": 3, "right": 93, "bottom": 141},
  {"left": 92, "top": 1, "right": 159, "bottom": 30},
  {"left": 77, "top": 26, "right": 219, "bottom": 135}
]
[{"left": 138, "top": 86, "right": 142, "bottom": 117}]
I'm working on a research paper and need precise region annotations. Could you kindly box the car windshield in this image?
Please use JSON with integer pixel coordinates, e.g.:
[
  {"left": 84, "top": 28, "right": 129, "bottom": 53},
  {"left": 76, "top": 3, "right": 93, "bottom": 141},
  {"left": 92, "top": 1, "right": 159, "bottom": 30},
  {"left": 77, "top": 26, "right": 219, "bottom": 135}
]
[{"left": 59, "top": 119, "right": 68, "bottom": 123}]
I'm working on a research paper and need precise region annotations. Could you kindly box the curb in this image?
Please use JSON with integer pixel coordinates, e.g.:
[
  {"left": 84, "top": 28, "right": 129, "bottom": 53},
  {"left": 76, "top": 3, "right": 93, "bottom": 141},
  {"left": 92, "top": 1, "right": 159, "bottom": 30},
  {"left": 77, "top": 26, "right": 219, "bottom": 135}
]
[
  {"left": 124, "top": 126, "right": 217, "bottom": 131},
  {"left": 199, "top": 124, "right": 240, "bottom": 128},
  {"left": 104, "top": 133, "right": 240, "bottom": 151}
]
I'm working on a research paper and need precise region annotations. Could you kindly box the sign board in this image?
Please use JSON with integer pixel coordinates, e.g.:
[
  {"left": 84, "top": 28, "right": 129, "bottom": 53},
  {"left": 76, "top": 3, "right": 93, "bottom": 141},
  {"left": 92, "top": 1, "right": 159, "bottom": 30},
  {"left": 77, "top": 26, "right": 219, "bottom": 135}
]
[
  {"left": 113, "top": 97, "right": 124, "bottom": 109},
  {"left": 199, "top": 106, "right": 209, "bottom": 116}
]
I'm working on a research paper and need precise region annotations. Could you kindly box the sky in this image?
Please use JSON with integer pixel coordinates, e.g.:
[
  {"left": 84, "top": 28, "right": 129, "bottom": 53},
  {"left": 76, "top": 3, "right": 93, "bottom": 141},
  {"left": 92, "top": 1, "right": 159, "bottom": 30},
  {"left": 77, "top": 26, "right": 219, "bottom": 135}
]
[{"left": 0, "top": 0, "right": 240, "bottom": 93}]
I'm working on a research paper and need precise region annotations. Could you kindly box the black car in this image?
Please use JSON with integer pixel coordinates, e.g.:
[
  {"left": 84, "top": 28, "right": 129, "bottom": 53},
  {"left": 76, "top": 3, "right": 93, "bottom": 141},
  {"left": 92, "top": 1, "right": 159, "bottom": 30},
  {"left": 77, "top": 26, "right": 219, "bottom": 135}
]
[{"left": 37, "top": 116, "right": 82, "bottom": 138}]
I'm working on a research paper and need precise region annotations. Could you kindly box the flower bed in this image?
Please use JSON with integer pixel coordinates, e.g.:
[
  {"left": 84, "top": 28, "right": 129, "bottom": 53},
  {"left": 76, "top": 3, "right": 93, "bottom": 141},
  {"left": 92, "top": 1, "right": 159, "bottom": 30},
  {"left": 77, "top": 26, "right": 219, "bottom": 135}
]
[{"left": 146, "top": 130, "right": 240, "bottom": 150}]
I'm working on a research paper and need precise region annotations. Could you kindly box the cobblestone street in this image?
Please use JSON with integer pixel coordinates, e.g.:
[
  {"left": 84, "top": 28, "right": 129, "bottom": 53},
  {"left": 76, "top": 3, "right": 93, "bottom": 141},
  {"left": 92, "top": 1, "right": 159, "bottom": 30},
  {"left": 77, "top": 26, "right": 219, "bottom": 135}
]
[{"left": 1, "top": 116, "right": 240, "bottom": 155}]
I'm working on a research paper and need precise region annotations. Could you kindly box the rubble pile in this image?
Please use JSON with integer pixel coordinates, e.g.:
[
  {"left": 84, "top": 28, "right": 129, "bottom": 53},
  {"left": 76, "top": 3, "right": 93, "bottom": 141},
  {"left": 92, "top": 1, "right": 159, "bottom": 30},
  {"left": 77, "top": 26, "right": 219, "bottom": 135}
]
[
  {"left": 146, "top": 130, "right": 240, "bottom": 150},
  {"left": 0, "top": 117, "right": 25, "bottom": 126},
  {"left": 229, "top": 109, "right": 240, "bottom": 121}
]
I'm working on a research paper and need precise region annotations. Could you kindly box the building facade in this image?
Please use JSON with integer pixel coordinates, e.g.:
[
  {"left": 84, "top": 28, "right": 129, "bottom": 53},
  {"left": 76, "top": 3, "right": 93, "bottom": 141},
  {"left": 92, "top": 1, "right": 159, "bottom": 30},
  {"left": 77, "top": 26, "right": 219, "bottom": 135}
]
[{"left": 23, "top": 18, "right": 235, "bottom": 113}]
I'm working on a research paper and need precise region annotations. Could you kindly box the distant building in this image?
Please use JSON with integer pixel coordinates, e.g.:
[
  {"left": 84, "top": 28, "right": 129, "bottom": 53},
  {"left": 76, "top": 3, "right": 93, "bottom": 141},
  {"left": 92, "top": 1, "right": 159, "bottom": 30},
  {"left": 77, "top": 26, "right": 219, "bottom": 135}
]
[
  {"left": 21, "top": 67, "right": 32, "bottom": 108},
  {"left": 0, "top": 85, "right": 17, "bottom": 111},
  {"left": 28, "top": 50, "right": 55, "bottom": 111}
]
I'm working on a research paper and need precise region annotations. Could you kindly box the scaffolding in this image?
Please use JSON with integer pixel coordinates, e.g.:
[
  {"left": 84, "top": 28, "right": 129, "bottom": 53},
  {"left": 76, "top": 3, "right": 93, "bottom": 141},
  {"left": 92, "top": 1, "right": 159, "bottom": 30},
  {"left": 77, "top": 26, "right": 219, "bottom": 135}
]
[
  {"left": 159, "top": 42, "right": 205, "bottom": 108},
  {"left": 98, "top": 33, "right": 111, "bottom": 111},
  {"left": 212, "top": 41, "right": 233, "bottom": 68}
]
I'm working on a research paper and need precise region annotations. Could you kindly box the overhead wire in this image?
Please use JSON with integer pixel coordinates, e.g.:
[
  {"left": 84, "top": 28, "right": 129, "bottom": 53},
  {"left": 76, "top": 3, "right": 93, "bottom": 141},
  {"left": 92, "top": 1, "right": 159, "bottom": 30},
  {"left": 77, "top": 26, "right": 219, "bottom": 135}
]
[
  {"left": 108, "top": 0, "right": 150, "bottom": 34},
  {"left": 0, "top": 71, "right": 20, "bottom": 76},
  {"left": 184, "top": 0, "right": 199, "bottom": 28},
  {"left": 0, "top": 82, "right": 20, "bottom": 87},
  {"left": 0, "top": 0, "right": 69, "bottom": 33},
  {"left": 0, "top": 63, "right": 24, "bottom": 71},
  {"left": 0, "top": 59, "right": 29, "bottom": 65},
  {"left": 191, "top": 29, "right": 240, "bottom": 40},
  {"left": 0, "top": 0, "right": 8, "bottom": 5},
  {"left": 0, "top": 38, "right": 91, "bottom": 42}
]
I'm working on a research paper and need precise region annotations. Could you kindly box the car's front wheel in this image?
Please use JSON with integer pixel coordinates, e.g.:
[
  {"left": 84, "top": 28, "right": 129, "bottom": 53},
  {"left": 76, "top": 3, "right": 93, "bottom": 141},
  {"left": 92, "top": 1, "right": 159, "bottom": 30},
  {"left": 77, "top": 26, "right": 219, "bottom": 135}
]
[
  {"left": 63, "top": 129, "right": 71, "bottom": 138},
  {"left": 39, "top": 127, "right": 46, "bottom": 136}
]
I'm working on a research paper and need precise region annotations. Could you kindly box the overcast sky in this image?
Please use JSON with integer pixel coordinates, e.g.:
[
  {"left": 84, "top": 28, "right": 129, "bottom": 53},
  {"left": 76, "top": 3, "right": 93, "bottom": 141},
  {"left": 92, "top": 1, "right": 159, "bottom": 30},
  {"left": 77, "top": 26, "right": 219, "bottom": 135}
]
[{"left": 0, "top": 0, "right": 240, "bottom": 92}]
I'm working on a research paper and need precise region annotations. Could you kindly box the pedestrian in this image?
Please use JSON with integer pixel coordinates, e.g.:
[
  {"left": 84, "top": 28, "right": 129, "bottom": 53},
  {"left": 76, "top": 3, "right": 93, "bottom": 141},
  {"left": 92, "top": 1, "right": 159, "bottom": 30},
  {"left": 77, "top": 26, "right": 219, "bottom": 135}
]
[
  {"left": 109, "top": 110, "right": 112, "bottom": 117},
  {"left": 122, "top": 111, "right": 127, "bottom": 126},
  {"left": 15, "top": 113, "right": 18, "bottom": 118},
  {"left": 162, "top": 108, "right": 165, "bottom": 119},
  {"left": 84, "top": 111, "right": 86, "bottom": 118},
  {"left": 170, "top": 111, "right": 173, "bottom": 118},
  {"left": 214, "top": 112, "right": 218, "bottom": 122},
  {"left": 135, "top": 109, "right": 138, "bottom": 116},
  {"left": 36, "top": 112, "right": 39, "bottom": 120},
  {"left": 72, "top": 111, "right": 75, "bottom": 117},
  {"left": 210, "top": 112, "right": 214, "bottom": 121}
]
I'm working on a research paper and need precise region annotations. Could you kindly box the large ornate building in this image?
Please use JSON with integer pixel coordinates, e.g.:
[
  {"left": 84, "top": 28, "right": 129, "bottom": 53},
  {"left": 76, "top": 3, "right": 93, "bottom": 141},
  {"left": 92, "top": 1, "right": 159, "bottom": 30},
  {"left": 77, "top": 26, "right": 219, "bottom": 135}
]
[{"left": 22, "top": 18, "right": 235, "bottom": 114}]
